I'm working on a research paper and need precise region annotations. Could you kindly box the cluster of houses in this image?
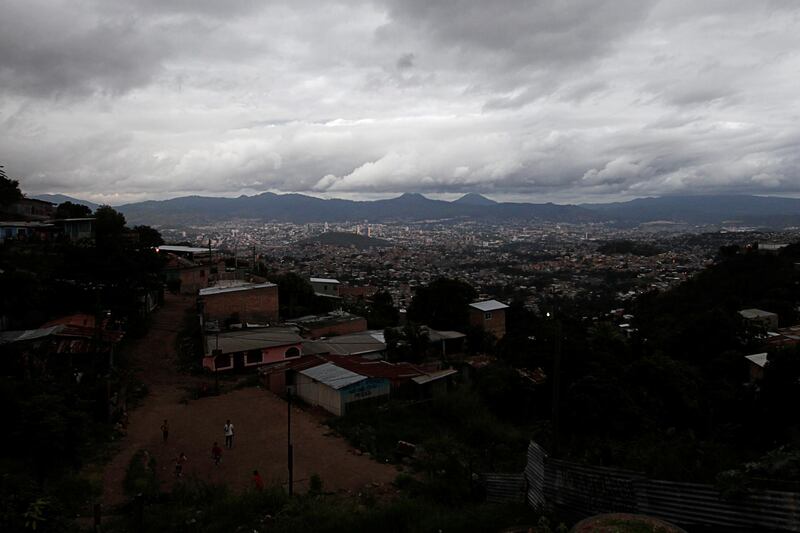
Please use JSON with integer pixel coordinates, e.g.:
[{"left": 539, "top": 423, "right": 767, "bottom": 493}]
[
  {"left": 165, "top": 250, "right": 517, "bottom": 415},
  {"left": 0, "top": 197, "right": 95, "bottom": 244},
  {"left": 740, "top": 307, "right": 800, "bottom": 382}
]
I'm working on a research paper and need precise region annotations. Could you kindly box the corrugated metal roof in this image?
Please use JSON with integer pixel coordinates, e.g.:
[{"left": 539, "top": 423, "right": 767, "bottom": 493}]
[
  {"left": 0, "top": 325, "right": 64, "bottom": 344},
  {"left": 745, "top": 352, "right": 769, "bottom": 368},
  {"left": 412, "top": 368, "right": 458, "bottom": 385},
  {"left": 739, "top": 308, "right": 777, "bottom": 319},
  {"left": 207, "top": 327, "right": 302, "bottom": 355},
  {"left": 300, "top": 362, "right": 365, "bottom": 390},
  {"left": 310, "top": 277, "right": 340, "bottom": 284},
  {"left": 158, "top": 245, "right": 216, "bottom": 253},
  {"left": 470, "top": 299, "right": 509, "bottom": 312},
  {"left": 199, "top": 281, "right": 276, "bottom": 296}
]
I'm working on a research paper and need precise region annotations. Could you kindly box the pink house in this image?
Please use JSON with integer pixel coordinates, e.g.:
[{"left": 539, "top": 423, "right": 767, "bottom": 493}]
[{"left": 203, "top": 327, "right": 303, "bottom": 372}]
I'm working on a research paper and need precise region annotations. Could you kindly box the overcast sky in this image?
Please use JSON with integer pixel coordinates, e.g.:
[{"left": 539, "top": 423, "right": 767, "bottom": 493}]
[{"left": 2, "top": 0, "right": 799, "bottom": 205}]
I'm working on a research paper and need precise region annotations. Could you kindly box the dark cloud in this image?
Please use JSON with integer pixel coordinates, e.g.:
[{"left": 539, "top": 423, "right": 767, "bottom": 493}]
[{"left": 1, "top": 0, "right": 799, "bottom": 203}]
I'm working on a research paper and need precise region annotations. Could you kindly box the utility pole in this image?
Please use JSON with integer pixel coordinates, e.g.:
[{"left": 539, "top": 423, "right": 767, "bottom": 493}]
[
  {"left": 549, "top": 312, "right": 563, "bottom": 458},
  {"left": 287, "top": 387, "right": 294, "bottom": 496}
]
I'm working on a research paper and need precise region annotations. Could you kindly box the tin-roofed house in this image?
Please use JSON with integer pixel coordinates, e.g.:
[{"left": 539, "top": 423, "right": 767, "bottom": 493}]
[
  {"left": 310, "top": 277, "right": 341, "bottom": 299},
  {"left": 469, "top": 299, "right": 510, "bottom": 338},
  {"left": 203, "top": 327, "right": 303, "bottom": 372},
  {"left": 294, "top": 362, "right": 390, "bottom": 416}
]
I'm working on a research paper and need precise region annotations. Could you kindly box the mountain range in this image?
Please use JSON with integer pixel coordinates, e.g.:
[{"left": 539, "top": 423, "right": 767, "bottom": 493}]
[{"left": 31, "top": 192, "right": 800, "bottom": 228}]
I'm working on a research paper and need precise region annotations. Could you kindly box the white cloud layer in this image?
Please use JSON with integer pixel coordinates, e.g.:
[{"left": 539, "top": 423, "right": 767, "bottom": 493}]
[{"left": 1, "top": 0, "right": 799, "bottom": 203}]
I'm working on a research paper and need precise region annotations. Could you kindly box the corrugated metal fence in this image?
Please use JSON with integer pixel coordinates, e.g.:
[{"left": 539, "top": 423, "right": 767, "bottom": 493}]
[
  {"left": 524, "top": 441, "right": 800, "bottom": 531},
  {"left": 483, "top": 473, "right": 526, "bottom": 503}
]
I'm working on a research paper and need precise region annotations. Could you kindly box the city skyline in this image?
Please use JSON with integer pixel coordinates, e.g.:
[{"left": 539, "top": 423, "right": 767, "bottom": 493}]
[{"left": 2, "top": 1, "right": 800, "bottom": 204}]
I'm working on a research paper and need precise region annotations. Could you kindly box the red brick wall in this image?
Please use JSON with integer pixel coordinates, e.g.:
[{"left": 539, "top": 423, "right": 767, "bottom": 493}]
[
  {"left": 202, "top": 285, "right": 279, "bottom": 323},
  {"left": 306, "top": 318, "right": 368, "bottom": 339},
  {"left": 179, "top": 267, "right": 209, "bottom": 295},
  {"left": 469, "top": 308, "right": 506, "bottom": 338}
]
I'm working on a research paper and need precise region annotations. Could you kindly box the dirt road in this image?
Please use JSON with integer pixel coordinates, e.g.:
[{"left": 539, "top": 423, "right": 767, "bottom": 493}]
[{"left": 101, "top": 293, "right": 395, "bottom": 507}]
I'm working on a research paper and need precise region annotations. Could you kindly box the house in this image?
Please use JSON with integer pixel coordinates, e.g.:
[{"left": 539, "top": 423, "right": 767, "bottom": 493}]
[
  {"left": 203, "top": 326, "right": 303, "bottom": 372},
  {"left": 199, "top": 281, "right": 279, "bottom": 323},
  {"left": 310, "top": 277, "right": 341, "bottom": 298},
  {"left": 411, "top": 368, "right": 458, "bottom": 398},
  {"left": 0, "top": 198, "right": 55, "bottom": 221},
  {"left": 765, "top": 324, "right": 800, "bottom": 349},
  {"left": 469, "top": 299, "right": 510, "bottom": 338},
  {"left": 739, "top": 308, "right": 779, "bottom": 331},
  {"left": 0, "top": 221, "right": 56, "bottom": 243},
  {"left": 260, "top": 352, "right": 456, "bottom": 403},
  {"left": 164, "top": 253, "right": 212, "bottom": 295},
  {"left": 295, "top": 362, "right": 390, "bottom": 416},
  {"left": 303, "top": 330, "right": 388, "bottom": 359},
  {"left": 0, "top": 316, "right": 124, "bottom": 378},
  {"left": 289, "top": 310, "right": 367, "bottom": 338},
  {"left": 57, "top": 217, "right": 95, "bottom": 241}
]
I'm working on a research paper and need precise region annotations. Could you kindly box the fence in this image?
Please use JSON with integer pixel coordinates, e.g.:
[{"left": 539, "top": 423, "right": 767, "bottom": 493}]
[
  {"left": 482, "top": 473, "right": 526, "bottom": 504},
  {"left": 525, "top": 441, "right": 800, "bottom": 531}
]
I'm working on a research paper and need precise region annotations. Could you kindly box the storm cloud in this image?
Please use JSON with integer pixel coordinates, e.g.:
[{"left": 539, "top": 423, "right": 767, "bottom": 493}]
[{"left": 1, "top": 0, "right": 799, "bottom": 203}]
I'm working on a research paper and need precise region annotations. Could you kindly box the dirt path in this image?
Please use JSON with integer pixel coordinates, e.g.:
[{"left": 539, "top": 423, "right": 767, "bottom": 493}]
[{"left": 100, "top": 293, "right": 395, "bottom": 507}]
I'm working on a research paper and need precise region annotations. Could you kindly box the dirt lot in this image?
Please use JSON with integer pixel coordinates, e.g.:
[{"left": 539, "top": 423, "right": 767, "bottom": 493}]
[{"left": 101, "top": 293, "right": 396, "bottom": 507}]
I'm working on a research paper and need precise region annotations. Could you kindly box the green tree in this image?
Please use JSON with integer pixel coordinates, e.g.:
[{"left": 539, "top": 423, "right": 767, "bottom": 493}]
[
  {"left": 367, "top": 291, "right": 399, "bottom": 329},
  {"left": 55, "top": 201, "right": 92, "bottom": 219},
  {"left": 0, "top": 165, "right": 23, "bottom": 207},
  {"left": 94, "top": 205, "right": 127, "bottom": 248},
  {"left": 133, "top": 225, "right": 164, "bottom": 248},
  {"left": 407, "top": 278, "right": 477, "bottom": 331}
]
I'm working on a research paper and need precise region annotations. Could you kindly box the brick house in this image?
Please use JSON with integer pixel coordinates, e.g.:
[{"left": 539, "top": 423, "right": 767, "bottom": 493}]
[
  {"left": 469, "top": 299, "right": 509, "bottom": 338},
  {"left": 199, "top": 281, "right": 279, "bottom": 323}
]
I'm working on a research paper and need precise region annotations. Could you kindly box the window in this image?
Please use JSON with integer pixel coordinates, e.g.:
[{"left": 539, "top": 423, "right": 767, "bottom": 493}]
[
  {"left": 484, "top": 312, "right": 492, "bottom": 320},
  {"left": 215, "top": 353, "right": 232, "bottom": 370},
  {"left": 246, "top": 351, "right": 262, "bottom": 365},
  {"left": 285, "top": 347, "right": 300, "bottom": 359}
]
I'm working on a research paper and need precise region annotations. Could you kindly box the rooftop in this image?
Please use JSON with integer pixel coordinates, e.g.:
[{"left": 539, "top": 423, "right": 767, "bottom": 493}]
[
  {"left": 206, "top": 327, "right": 302, "bottom": 355},
  {"left": 745, "top": 352, "right": 769, "bottom": 368},
  {"left": 299, "top": 362, "right": 366, "bottom": 390},
  {"left": 199, "top": 281, "right": 276, "bottom": 297},
  {"left": 739, "top": 308, "right": 778, "bottom": 319},
  {"left": 158, "top": 245, "right": 217, "bottom": 254},
  {"left": 310, "top": 277, "right": 340, "bottom": 284},
  {"left": 469, "top": 299, "right": 510, "bottom": 312}
]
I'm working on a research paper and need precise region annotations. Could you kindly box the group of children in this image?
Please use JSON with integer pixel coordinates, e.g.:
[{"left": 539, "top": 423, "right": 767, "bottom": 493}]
[{"left": 158, "top": 418, "right": 263, "bottom": 490}]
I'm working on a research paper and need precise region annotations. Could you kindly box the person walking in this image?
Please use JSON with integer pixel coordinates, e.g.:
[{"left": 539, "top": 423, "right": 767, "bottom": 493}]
[
  {"left": 161, "top": 419, "right": 169, "bottom": 443},
  {"left": 252, "top": 470, "right": 264, "bottom": 491},
  {"left": 211, "top": 442, "right": 223, "bottom": 466},
  {"left": 224, "top": 419, "right": 235, "bottom": 449}
]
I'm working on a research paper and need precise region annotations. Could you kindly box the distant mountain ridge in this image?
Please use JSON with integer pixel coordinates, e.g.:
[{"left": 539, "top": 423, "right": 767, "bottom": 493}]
[
  {"left": 30, "top": 191, "right": 800, "bottom": 228},
  {"left": 32, "top": 194, "right": 100, "bottom": 211},
  {"left": 116, "top": 191, "right": 601, "bottom": 225},
  {"left": 581, "top": 194, "right": 800, "bottom": 226}
]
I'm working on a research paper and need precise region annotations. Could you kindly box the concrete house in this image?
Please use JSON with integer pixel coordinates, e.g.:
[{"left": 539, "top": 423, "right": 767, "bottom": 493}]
[
  {"left": 469, "top": 299, "right": 510, "bottom": 338},
  {"left": 203, "top": 327, "right": 303, "bottom": 372},
  {"left": 310, "top": 277, "right": 341, "bottom": 298},
  {"left": 739, "top": 308, "right": 779, "bottom": 331}
]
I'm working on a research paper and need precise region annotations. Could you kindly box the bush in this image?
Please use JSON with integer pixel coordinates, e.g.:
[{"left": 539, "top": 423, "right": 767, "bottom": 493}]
[{"left": 123, "top": 450, "right": 159, "bottom": 498}]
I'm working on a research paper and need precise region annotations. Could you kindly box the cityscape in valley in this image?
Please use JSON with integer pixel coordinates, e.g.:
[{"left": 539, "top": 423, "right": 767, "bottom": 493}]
[{"left": 4, "top": 0, "right": 800, "bottom": 532}]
